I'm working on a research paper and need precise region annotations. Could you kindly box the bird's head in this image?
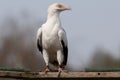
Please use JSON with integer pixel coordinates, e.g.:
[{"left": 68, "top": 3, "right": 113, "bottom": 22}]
[{"left": 48, "top": 3, "right": 71, "bottom": 13}]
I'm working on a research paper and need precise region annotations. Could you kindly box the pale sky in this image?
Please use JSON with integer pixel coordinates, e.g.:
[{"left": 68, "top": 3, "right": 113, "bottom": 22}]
[{"left": 0, "top": 0, "right": 120, "bottom": 70}]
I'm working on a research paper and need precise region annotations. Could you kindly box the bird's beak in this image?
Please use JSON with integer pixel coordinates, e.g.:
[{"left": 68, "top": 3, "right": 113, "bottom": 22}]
[{"left": 64, "top": 6, "right": 71, "bottom": 10}]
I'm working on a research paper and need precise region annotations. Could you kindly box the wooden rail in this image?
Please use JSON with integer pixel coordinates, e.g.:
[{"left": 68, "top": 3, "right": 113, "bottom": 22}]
[{"left": 0, "top": 71, "right": 120, "bottom": 79}]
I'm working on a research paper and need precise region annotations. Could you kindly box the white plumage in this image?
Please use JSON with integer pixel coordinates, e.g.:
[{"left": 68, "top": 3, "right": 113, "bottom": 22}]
[{"left": 37, "top": 3, "right": 71, "bottom": 72}]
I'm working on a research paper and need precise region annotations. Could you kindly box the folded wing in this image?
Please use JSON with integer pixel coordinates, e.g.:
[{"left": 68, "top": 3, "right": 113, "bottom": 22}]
[
  {"left": 37, "top": 27, "right": 43, "bottom": 53},
  {"left": 58, "top": 29, "right": 68, "bottom": 66}
]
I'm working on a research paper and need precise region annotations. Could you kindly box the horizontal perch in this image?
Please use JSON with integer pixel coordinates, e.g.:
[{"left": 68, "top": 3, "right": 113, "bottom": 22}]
[{"left": 0, "top": 71, "right": 120, "bottom": 79}]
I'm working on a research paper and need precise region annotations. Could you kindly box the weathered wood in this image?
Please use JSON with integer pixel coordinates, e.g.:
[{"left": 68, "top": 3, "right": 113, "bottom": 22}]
[
  {"left": 85, "top": 68, "right": 120, "bottom": 72},
  {"left": 0, "top": 71, "right": 119, "bottom": 79}
]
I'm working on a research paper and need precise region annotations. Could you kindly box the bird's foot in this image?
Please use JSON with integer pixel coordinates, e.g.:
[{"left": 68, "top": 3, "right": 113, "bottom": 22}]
[
  {"left": 57, "top": 67, "right": 62, "bottom": 77},
  {"left": 57, "top": 68, "right": 68, "bottom": 77},
  {"left": 58, "top": 67, "right": 63, "bottom": 73},
  {"left": 57, "top": 65, "right": 64, "bottom": 77},
  {"left": 44, "top": 66, "right": 50, "bottom": 74},
  {"left": 58, "top": 67, "right": 68, "bottom": 73}
]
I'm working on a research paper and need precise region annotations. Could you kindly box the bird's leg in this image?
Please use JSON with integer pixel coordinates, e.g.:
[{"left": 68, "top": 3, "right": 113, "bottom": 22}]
[
  {"left": 43, "top": 49, "right": 50, "bottom": 73},
  {"left": 57, "top": 50, "right": 64, "bottom": 72},
  {"left": 45, "top": 65, "right": 50, "bottom": 73},
  {"left": 57, "top": 65, "right": 68, "bottom": 77},
  {"left": 58, "top": 65, "right": 63, "bottom": 72},
  {"left": 58, "top": 65, "right": 68, "bottom": 73},
  {"left": 57, "top": 50, "right": 64, "bottom": 76},
  {"left": 57, "top": 65, "right": 62, "bottom": 77}
]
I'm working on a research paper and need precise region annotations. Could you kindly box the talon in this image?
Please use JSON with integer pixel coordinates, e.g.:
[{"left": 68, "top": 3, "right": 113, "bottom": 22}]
[
  {"left": 58, "top": 67, "right": 62, "bottom": 72},
  {"left": 57, "top": 67, "right": 62, "bottom": 77},
  {"left": 58, "top": 65, "right": 63, "bottom": 72},
  {"left": 44, "top": 65, "right": 50, "bottom": 73},
  {"left": 58, "top": 65, "right": 68, "bottom": 73},
  {"left": 45, "top": 68, "right": 50, "bottom": 72}
]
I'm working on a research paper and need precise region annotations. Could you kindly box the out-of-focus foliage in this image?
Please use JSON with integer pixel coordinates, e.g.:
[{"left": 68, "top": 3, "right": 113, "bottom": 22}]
[
  {"left": 88, "top": 48, "right": 120, "bottom": 68},
  {"left": 0, "top": 12, "right": 45, "bottom": 71}
]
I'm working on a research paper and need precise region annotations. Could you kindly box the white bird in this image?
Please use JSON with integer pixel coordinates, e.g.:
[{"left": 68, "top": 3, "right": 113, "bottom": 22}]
[{"left": 37, "top": 3, "right": 71, "bottom": 72}]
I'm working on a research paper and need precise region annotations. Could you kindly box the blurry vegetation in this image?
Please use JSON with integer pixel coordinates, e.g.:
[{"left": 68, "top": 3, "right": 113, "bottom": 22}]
[
  {"left": 0, "top": 12, "right": 45, "bottom": 71},
  {"left": 88, "top": 48, "right": 120, "bottom": 68}
]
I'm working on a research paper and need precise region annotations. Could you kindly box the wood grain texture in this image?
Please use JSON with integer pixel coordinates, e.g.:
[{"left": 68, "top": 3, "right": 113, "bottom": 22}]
[{"left": 0, "top": 71, "right": 119, "bottom": 79}]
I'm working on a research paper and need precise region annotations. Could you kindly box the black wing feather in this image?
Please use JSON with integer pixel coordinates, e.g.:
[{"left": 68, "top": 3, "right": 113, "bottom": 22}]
[
  {"left": 37, "top": 33, "right": 43, "bottom": 54},
  {"left": 61, "top": 40, "right": 68, "bottom": 66}
]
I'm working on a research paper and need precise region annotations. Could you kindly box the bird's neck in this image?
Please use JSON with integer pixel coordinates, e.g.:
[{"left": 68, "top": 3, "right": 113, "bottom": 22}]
[{"left": 47, "top": 11, "right": 61, "bottom": 25}]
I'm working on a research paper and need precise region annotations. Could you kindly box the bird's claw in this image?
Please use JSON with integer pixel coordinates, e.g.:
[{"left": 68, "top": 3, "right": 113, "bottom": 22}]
[
  {"left": 57, "top": 67, "right": 63, "bottom": 77},
  {"left": 58, "top": 67, "right": 62, "bottom": 73},
  {"left": 44, "top": 69, "right": 50, "bottom": 74},
  {"left": 44, "top": 66, "right": 50, "bottom": 74}
]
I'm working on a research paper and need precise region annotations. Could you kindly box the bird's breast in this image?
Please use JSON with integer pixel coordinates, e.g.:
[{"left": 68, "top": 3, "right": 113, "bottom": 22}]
[
  {"left": 42, "top": 32, "right": 60, "bottom": 49},
  {"left": 42, "top": 23, "right": 61, "bottom": 49}
]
